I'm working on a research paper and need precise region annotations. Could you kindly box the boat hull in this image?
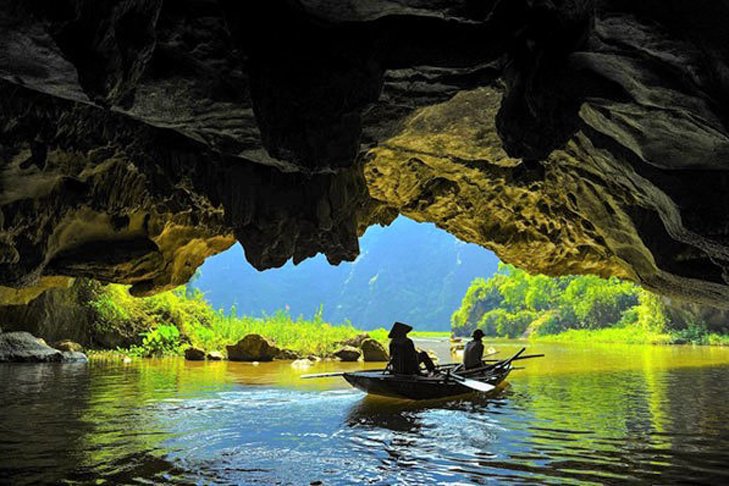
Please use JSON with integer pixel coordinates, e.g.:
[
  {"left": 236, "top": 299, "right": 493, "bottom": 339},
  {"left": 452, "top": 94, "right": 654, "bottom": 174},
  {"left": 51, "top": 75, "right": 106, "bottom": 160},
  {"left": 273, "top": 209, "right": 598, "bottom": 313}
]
[{"left": 343, "top": 368, "right": 510, "bottom": 400}]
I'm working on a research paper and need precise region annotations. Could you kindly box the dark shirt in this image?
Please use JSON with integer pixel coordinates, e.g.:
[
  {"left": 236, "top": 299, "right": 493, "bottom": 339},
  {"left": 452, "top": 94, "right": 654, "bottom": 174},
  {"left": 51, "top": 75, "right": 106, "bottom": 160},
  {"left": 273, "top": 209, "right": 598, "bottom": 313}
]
[
  {"left": 389, "top": 337, "right": 420, "bottom": 375},
  {"left": 463, "top": 340, "right": 484, "bottom": 369}
]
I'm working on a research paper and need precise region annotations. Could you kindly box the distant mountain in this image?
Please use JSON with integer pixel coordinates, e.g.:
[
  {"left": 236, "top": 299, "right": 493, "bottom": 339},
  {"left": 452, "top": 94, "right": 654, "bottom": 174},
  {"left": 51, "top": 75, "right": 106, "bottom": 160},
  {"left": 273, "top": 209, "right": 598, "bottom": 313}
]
[{"left": 192, "top": 217, "right": 500, "bottom": 331}]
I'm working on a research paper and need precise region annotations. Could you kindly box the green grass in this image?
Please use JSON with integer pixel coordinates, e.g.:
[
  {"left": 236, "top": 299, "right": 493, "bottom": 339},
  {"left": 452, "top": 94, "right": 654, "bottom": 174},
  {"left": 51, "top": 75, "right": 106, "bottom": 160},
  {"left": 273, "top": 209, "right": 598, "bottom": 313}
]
[
  {"left": 408, "top": 331, "right": 451, "bottom": 338},
  {"left": 88, "top": 284, "right": 390, "bottom": 357},
  {"left": 529, "top": 325, "right": 673, "bottom": 345},
  {"left": 186, "top": 309, "right": 389, "bottom": 357},
  {"left": 529, "top": 324, "right": 729, "bottom": 347}
]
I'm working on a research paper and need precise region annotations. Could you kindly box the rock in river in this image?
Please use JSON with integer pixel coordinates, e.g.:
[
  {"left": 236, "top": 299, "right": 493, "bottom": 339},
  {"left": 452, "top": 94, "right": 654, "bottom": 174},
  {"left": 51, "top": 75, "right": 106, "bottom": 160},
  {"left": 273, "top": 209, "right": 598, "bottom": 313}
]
[
  {"left": 61, "top": 351, "right": 88, "bottom": 362},
  {"left": 337, "top": 334, "right": 370, "bottom": 348},
  {"left": 0, "top": 332, "right": 86, "bottom": 363},
  {"left": 226, "top": 334, "right": 280, "bottom": 362},
  {"left": 53, "top": 340, "right": 84, "bottom": 353},
  {"left": 360, "top": 339, "right": 389, "bottom": 362},
  {"left": 291, "top": 358, "right": 313, "bottom": 369},
  {"left": 206, "top": 351, "right": 223, "bottom": 361},
  {"left": 184, "top": 347, "right": 206, "bottom": 361},
  {"left": 277, "top": 348, "right": 302, "bottom": 360},
  {"left": 333, "top": 346, "right": 361, "bottom": 362}
]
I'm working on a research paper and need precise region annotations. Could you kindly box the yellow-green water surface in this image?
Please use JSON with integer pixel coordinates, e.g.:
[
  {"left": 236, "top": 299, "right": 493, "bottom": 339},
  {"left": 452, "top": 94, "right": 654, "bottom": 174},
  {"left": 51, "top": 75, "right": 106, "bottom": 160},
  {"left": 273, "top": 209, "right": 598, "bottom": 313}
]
[{"left": 2, "top": 339, "right": 729, "bottom": 485}]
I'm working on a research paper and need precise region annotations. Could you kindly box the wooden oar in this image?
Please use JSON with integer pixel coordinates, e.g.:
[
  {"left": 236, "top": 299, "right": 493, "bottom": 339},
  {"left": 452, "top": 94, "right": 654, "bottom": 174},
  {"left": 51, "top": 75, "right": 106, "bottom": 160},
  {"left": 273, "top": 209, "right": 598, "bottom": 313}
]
[
  {"left": 482, "top": 354, "right": 544, "bottom": 363},
  {"left": 446, "top": 373, "right": 495, "bottom": 393},
  {"left": 301, "top": 351, "right": 503, "bottom": 380},
  {"left": 300, "top": 371, "right": 351, "bottom": 379}
]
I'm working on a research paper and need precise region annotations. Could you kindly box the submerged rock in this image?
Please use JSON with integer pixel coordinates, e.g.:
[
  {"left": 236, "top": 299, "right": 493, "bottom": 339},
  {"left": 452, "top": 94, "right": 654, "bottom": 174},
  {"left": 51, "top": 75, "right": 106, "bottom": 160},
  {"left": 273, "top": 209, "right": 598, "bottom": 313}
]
[
  {"left": 226, "top": 334, "right": 280, "bottom": 362},
  {"left": 291, "top": 358, "right": 313, "bottom": 369},
  {"left": 184, "top": 347, "right": 206, "bottom": 361},
  {"left": 0, "top": 332, "right": 62, "bottom": 362},
  {"left": 360, "top": 338, "right": 389, "bottom": 362},
  {"left": 206, "top": 351, "right": 223, "bottom": 361},
  {"left": 53, "top": 340, "right": 84, "bottom": 353},
  {"left": 61, "top": 351, "right": 88, "bottom": 362},
  {"left": 333, "top": 346, "right": 361, "bottom": 362}
]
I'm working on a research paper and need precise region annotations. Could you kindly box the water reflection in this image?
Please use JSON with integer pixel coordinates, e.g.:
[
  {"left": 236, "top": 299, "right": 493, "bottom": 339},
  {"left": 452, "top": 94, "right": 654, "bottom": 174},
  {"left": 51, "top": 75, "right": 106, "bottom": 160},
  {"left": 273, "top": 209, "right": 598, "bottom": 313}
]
[{"left": 2, "top": 342, "right": 729, "bottom": 485}]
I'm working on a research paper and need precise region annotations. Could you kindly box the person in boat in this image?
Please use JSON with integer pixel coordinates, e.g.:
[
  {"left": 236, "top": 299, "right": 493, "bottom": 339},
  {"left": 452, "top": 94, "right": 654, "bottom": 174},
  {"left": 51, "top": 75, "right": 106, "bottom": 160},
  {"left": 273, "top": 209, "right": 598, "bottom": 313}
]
[
  {"left": 387, "top": 321, "right": 436, "bottom": 375},
  {"left": 463, "top": 329, "right": 485, "bottom": 370}
]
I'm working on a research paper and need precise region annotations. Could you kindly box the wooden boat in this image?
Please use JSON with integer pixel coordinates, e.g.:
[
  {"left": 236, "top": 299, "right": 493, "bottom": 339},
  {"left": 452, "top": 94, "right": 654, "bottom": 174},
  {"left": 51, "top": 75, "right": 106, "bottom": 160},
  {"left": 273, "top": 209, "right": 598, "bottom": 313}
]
[
  {"left": 342, "top": 362, "right": 512, "bottom": 400},
  {"left": 302, "top": 348, "right": 543, "bottom": 400}
]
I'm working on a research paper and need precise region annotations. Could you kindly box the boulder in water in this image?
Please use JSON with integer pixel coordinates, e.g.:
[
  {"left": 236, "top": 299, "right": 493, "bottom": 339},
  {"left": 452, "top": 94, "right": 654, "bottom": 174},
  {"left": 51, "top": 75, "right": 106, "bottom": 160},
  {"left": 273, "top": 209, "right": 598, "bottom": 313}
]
[
  {"left": 360, "top": 338, "right": 389, "bottom": 362},
  {"left": 53, "top": 340, "right": 84, "bottom": 353},
  {"left": 291, "top": 358, "right": 313, "bottom": 369},
  {"left": 206, "top": 351, "right": 223, "bottom": 361},
  {"left": 184, "top": 347, "right": 206, "bottom": 361},
  {"left": 277, "top": 348, "right": 302, "bottom": 360},
  {"left": 333, "top": 345, "right": 361, "bottom": 362},
  {"left": 337, "top": 334, "right": 370, "bottom": 348},
  {"left": 61, "top": 351, "right": 88, "bottom": 362},
  {"left": 0, "top": 332, "right": 63, "bottom": 362},
  {"left": 226, "top": 334, "right": 280, "bottom": 361}
]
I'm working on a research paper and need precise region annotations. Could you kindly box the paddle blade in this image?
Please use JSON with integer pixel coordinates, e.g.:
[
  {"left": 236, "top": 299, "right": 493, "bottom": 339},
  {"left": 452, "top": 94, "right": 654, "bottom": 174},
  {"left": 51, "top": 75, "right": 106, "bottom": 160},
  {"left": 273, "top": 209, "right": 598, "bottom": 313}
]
[
  {"left": 300, "top": 372, "right": 346, "bottom": 379},
  {"left": 451, "top": 375, "right": 495, "bottom": 393}
]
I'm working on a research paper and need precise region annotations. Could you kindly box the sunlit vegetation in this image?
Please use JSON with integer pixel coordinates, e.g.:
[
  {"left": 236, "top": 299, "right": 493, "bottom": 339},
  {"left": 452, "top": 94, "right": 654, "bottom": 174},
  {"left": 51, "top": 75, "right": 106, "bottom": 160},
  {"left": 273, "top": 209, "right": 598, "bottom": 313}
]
[
  {"left": 89, "top": 284, "right": 388, "bottom": 357},
  {"left": 452, "top": 264, "right": 729, "bottom": 345},
  {"left": 409, "top": 331, "right": 451, "bottom": 338}
]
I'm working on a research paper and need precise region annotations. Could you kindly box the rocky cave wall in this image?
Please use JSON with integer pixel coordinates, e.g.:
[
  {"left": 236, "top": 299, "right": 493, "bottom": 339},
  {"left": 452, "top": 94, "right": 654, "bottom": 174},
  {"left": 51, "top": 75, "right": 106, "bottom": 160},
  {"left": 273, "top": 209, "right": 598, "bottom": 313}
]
[{"left": 2, "top": 0, "right": 729, "bottom": 316}]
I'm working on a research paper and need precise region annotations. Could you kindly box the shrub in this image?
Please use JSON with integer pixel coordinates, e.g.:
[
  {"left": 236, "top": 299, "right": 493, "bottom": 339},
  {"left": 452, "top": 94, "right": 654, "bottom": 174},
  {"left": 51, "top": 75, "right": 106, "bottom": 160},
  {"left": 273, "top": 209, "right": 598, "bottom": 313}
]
[{"left": 127, "top": 324, "right": 183, "bottom": 357}]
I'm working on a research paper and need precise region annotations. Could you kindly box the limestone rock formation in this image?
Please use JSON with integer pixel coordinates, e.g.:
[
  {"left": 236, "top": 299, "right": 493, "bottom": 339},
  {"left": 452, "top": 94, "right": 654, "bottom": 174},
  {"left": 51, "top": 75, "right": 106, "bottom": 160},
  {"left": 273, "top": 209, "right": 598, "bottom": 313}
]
[
  {"left": 61, "top": 351, "right": 88, "bottom": 362},
  {"left": 184, "top": 347, "right": 206, "bottom": 361},
  {"left": 53, "top": 340, "right": 84, "bottom": 353},
  {"left": 276, "top": 348, "right": 302, "bottom": 360},
  {"left": 333, "top": 346, "right": 362, "bottom": 362},
  {"left": 226, "top": 334, "right": 280, "bottom": 362},
  {"left": 0, "top": 331, "right": 86, "bottom": 362},
  {"left": 2, "top": 0, "right": 729, "bottom": 311},
  {"left": 360, "top": 338, "right": 389, "bottom": 362},
  {"left": 336, "top": 334, "right": 371, "bottom": 348}
]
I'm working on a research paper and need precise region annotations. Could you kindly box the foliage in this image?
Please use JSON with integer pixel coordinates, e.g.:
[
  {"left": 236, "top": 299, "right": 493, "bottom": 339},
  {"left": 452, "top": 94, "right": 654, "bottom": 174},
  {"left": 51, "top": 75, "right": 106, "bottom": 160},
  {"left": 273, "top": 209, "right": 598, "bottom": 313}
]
[
  {"left": 88, "top": 284, "right": 389, "bottom": 357},
  {"left": 530, "top": 326, "right": 673, "bottom": 345},
  {"left": 127, "top": 324, "right": 183, "bottom": 357},
  {"left": 409, "top": 331, "right": 451, "bottom": 338},
  {"left": 635, "top": 291, "right": 669, "bottom": 333},
  {"left": 452, "top": 264, "right": 664, "bottom": 340},
  {"left": 183, "top": 305, "right": 388, "bottom": 357}
]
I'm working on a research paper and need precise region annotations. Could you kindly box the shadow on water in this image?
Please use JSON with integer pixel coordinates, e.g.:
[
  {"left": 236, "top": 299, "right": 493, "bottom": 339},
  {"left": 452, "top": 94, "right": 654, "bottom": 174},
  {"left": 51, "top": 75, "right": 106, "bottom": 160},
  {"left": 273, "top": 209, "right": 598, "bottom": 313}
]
[{"left": 345, "top": 386, "right": 512, "bottom": 432}]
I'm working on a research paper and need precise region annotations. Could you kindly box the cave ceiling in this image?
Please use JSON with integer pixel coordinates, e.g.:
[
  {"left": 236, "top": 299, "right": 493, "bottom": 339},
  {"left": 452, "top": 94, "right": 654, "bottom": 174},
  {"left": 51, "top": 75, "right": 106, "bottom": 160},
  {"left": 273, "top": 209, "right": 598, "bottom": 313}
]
[{"left": 2, "top": 0, "right": 729, "bottom": 307}]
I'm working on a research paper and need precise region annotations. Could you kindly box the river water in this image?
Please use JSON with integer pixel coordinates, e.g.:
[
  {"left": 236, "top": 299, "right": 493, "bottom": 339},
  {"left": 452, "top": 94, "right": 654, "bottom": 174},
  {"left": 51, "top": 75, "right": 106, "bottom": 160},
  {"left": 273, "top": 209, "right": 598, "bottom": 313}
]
[{"left": 2, "top": 340, "right": 729, "bottom": 485}]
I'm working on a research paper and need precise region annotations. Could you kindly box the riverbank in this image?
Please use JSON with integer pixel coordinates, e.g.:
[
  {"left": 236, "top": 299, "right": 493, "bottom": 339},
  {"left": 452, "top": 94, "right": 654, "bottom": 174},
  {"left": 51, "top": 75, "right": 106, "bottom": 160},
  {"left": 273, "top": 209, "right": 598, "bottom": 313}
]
[
  {"left": 82, "top": 283, "right": 393, "bottom": 359},
  {"left": 451, "top": 264, "right": 729, "bottom": 347},
  {"left": 527, "top": 325, "right": 729, "bottom": 346}
]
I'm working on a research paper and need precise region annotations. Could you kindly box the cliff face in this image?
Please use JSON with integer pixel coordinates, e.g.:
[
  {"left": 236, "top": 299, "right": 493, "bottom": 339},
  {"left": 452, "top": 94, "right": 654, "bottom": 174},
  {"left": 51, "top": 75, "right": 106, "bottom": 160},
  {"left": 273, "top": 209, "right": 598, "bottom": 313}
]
[{"left": 2, "top": 1, "right": 729, "bottom": 307}]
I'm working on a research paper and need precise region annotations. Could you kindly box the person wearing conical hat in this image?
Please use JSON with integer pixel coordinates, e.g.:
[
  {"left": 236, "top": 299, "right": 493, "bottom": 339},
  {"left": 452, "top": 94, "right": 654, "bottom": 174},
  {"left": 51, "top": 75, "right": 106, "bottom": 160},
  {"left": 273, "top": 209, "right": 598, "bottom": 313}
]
[
  {"left": 463, "top": 328, "right": 485, "bottom": 370},
  {"left": 387, "top": 322, "right": 436, "bottom": 375}
]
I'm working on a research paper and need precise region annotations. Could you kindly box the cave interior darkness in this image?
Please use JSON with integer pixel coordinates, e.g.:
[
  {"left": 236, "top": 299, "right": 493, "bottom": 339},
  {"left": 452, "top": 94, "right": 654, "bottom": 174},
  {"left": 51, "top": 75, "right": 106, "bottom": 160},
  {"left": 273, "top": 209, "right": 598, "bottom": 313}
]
[{"left": 2, "top": 0, "right": 729, "bottom": 317}]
